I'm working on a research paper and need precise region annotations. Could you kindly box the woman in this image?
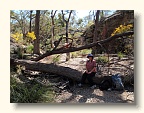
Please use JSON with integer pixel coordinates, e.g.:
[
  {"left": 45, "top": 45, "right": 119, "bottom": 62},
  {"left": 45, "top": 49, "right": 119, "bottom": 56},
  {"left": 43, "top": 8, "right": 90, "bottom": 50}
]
[{"left": 78, "top": 54, "right": 97, "bottom": 89}]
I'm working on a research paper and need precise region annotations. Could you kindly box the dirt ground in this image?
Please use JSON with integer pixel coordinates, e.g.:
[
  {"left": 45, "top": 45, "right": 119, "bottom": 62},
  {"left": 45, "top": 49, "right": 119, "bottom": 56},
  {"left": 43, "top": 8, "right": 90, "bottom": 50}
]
[
  {"left": 54, "top": 86, "right": 134, "bottom": 103},
  {"left": 39, "top": 54, "right": 134, "bottom": 104}
]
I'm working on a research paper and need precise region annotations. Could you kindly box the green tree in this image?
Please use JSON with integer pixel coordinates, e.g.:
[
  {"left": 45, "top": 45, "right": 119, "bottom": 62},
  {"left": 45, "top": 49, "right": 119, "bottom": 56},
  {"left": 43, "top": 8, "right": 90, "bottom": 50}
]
[{"left": 10, "top": 10, "right": 30, "bottom": 38}]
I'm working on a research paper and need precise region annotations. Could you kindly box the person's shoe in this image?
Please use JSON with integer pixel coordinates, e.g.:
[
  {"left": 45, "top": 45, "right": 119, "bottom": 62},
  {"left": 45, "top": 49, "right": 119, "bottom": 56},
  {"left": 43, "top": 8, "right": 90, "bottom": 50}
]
[{"left": 90, "top": 85, "right": 96, "bottom": 89}]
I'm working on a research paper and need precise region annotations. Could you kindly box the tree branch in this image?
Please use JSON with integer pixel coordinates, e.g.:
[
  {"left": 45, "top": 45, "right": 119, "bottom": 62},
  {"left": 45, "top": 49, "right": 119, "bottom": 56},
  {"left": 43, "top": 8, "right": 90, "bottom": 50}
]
[
  {"left": 67, "top": 10, "right": 73, "bottom": 22},
  {"left": 53, "top": 10, "right": 57, "bottom": 17},
  {"left": 61, "top": 10, "right": 66, "bottom": 22},
  {"left": 10, "top": 16, "right": 22, "bottom": 28},
  {"left": 32, "top": 31, "right": 134, "bottom": 61},
  {"left": 52, "top": 37, "right": 63, "bottom": 51}
]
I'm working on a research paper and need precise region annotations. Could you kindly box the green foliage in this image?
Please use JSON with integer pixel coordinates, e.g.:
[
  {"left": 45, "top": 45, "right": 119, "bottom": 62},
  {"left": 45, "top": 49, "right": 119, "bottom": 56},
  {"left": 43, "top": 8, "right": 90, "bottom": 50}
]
[
  {"left": 71, "top": 49, "right": 92, "bottom": 58},
  {"left": 17, "top": 47, "right": 24, "bottom": 59},
  {"left": 10, "top": 68, "right": 55, "bottom": 103},
  {"left": 124, "top": 43, "right": 133, "bottom": 55},
  {"left": 10, "top": 77, "right": 55, "bottom": 103},
  {"left": 117, "top": 52, "right": 124, "bottom": 59},
  {"left": 97, "top": 55, "right": 108, "bottom": 64},
  {"left": 26, "top": 44, "right": 34, "bottom": 54},
  {"left": 80, "top": 49, "right": 92, "bottom": 55},
  {"left": 52, "top": 55, "right": 60, "bottom": 63},
  {"left": 86, "top": 21, "right": 94, "bottom": 29},
  {"left": 73, "top": 32, "right": 83, "bottom": 38},
  {"left": 71, "top": 52, "right": 78, "bottom": 58},
  {"left": 16, "top": 65, "right": 25, "bottom": 75}
]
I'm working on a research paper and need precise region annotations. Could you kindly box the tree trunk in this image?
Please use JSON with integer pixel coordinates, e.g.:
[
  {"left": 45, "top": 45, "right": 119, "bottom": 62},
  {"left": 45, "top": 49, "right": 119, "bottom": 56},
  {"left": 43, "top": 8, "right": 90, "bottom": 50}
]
[
  {"left": 12, "top": 59, "right": 133, "bottom": 85},
  {"left": 92, "top": 10, "right": 100, "bottom": 55},
  {"left": 51, "top": 18, "right": 55, "bottom": 48},
  {"left": 50, "top": 10, "right": 57, "bottom": 48},
  {"left": 61, "top": 10, "right": 73, "bottom": 61},
  {"left": 66, "top": 21, "right": 70, "bottom": 61},
  {"left": 33, "top": 10, "right": 40, "bottom": 55},
  {"left": 29, "top": 10, "right": 33, "bottom": 32},
  {"left": 93, "top": 10, "right": 100, "bottom": 42}
]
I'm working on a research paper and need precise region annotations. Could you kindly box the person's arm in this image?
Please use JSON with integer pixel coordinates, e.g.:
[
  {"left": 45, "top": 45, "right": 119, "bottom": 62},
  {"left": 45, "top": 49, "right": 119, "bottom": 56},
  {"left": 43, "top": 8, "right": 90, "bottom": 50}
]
[
  {"left": 89, "top": 67, "right": 96, "bottom": 73},
  {"left": 85, "top": 61, "right": 89, "bottom": 73},
  {"left": 89, "top": 61, "right": 96, "bottom": 73}
]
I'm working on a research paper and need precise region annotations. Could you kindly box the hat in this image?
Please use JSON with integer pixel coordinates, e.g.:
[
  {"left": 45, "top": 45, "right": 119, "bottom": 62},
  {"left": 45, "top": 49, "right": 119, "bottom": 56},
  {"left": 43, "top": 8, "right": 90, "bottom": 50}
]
[{"left": 87, "top": 54, "right": 93, "bottom": 58}]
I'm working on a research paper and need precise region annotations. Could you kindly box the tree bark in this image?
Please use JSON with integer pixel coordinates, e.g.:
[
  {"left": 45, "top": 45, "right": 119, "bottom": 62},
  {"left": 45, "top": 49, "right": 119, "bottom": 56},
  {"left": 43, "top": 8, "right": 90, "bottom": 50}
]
[
  {"left": 33, "top": 10, "right": 40, "bottom": 55},
  {"left": 92, "top": 10, "right": 100, "bottom": 55},
  {"left": 29, "top": 10, "right": 33, "bottom": 32},
  {"left": 12, "top": 59, "right": 133, "bottom": 85},
  {"left": 65, "top": 21, "right": 70, "bottom": 61},
  {"left": 93, "top": 10, "right": 100, "bottom": 42},
  {"left": 51, "top": 10, "right": 57, "bottom": 48},
  {"left": 61, "top": 10, "right": 73, "bottom": 61}
]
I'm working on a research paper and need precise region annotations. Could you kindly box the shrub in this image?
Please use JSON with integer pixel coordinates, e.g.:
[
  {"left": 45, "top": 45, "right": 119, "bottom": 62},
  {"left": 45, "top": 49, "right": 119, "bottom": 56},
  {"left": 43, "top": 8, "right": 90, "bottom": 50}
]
[
  {"left": 111, "top": 24, "right": 133, "bottom": 36},
  {"left": 17, "top": 47, "right": 24, "bottom": 59},
  {"left": 10, "top": 68, "right": 55, "bottom": 103},
  {"left": 26, "top": 44, "right": 34, "bottom": 54},
  {"left": 26, "top": 31, "right": 36, "bottom": 40},
  {"left": 52, "top": 55, "right": 60, "bottom": 64},
  {"left": 80, "top": 49, "right": 92, "bottom": 55},
  {"left": 10, "top": 78, "right": 55, "bottom": 103},
  {"left": 11, "top": 32, "right": 23, "bottom": 44},
  {"left": 97, "top": 55, "right": 108, "bottom": 64},
  {"left": 117, "top": 52, "right": 124, "bottom": 59},
  {"left": 71, "top": 52, "right": 78, "bottom": 58}
]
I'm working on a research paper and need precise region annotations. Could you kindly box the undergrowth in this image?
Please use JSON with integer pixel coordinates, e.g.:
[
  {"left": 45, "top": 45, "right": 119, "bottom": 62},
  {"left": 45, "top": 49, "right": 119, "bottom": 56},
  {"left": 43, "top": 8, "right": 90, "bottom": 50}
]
[
  {"left": 96, "top": 55, "right": 109, "bottom": 64},
  {"left": 10, "top": 67, "right": 55, "bottom": 103}
]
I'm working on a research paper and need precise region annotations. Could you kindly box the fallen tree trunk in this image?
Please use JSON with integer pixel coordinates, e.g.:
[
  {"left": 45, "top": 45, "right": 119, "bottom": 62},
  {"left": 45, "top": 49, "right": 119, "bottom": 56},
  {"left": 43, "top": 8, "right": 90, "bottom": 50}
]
[
  {"left": 13, "top": 59, "right": 82, "bottom": 81},
  {"left": 32, "top": 31, "right": 134, "bottom": 61},
  {"left": 12, "top": 59, "right": 133, "bottom": 85}
]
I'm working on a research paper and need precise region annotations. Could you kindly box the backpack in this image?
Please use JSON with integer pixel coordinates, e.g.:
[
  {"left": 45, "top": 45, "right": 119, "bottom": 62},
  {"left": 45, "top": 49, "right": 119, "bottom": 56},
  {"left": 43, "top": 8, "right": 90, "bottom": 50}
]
[
  {"left": 111, "top": 74, "right": 124, "bottom": 91},
  {"left": 99, "top": 79, "right": 112, "bottom": 91}
]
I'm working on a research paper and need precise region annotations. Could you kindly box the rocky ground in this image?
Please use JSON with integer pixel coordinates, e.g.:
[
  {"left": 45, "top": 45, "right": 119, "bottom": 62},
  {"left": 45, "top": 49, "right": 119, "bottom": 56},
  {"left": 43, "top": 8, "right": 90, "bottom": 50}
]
[
  {"left": 38, "top": 54, "right": 134, "bottom": 104},
  {"left": 54, "top": 86, "right": 134, "bottom": 103}
]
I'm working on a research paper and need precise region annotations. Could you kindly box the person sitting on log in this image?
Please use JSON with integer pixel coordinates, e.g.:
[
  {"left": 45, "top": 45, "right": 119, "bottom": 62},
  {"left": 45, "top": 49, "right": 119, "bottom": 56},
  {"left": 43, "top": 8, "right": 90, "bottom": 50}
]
[{"left": 78, "top": 54, "right": 97, "bottom": 89}]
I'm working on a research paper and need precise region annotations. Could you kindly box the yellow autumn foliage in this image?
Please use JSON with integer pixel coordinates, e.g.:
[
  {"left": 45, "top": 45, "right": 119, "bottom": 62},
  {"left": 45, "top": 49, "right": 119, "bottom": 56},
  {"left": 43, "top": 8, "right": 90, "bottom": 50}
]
[
  {"left": 26, "top": 31, "right": 36, "bottom": 40},
  {"left": 11, "top": 32, "right": 23, "bottom": 41},
  {"left": 111, "top": 24, "right": 133, "bottom": 36}
]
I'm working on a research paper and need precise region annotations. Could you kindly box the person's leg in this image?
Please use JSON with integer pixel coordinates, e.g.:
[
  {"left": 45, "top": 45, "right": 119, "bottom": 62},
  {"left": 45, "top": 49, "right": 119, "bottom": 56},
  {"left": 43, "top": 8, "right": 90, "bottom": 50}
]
[
  {"left": 81, "top": 72, "right": 88, "bottom": 84},
  {"left": 87, "top": 72, "right": 96, "bottom": 86}
]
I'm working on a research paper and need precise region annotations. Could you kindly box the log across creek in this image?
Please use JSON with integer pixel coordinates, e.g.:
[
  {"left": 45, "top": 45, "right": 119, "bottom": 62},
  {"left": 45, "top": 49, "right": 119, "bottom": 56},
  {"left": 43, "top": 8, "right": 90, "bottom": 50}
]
[{"left": 12, "top": 59, "right": 121, "bottom": 85}]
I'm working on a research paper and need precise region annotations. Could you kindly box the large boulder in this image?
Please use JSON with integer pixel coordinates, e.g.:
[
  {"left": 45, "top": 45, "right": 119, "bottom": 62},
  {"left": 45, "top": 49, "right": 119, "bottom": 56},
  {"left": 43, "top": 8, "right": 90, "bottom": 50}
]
[{"left": 81, "top": 10, "right": 134, "bottom": 54}]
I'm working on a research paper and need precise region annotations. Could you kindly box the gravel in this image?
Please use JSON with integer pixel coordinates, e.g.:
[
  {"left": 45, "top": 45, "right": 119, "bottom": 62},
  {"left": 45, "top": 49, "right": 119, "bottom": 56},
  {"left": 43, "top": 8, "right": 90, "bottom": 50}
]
[{"left": 54, "top": 86, "right": 134, "bottom": 103}]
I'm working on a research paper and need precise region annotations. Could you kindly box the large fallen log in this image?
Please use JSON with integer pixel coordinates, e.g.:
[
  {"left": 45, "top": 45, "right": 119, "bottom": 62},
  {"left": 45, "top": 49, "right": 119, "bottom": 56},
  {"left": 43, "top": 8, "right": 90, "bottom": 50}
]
[
  {"left": 12, "top": 59, "right": 128, "bottom": 85},
  {"left": 13, "top": 59, "right": 82, "bottom": 80},
  {"left": 33, "top": 31, "right": 134, "bottom": 61}
]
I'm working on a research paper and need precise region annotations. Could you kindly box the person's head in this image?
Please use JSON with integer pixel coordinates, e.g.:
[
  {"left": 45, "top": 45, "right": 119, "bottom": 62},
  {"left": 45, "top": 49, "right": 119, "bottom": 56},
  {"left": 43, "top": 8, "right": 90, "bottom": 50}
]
[{"left": 87, "top": 54, "right": 93, "bottom": 61}]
